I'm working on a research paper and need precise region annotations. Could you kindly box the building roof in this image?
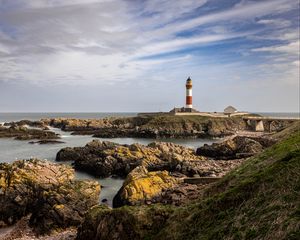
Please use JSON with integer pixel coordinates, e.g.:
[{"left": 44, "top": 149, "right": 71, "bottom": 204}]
[{"left": 224, "top": 105, "right": 237, "bottom": 114}]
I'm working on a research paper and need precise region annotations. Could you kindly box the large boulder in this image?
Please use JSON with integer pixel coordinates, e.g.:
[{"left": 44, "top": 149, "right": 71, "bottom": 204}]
[
  {"left": 0, "top": 159, "right": 100, "bottom": 234},
  {"left": 113, "top": 166, "right": 179, "bottom": 207},
  {"left": 196, "top": 136, "right": 266, "bottom": 159}
]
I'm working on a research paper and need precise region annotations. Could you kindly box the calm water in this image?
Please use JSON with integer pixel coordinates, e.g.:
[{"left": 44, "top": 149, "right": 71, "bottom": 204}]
[
  {"left": 0, "top": 112, "right": 137, "bottom": 123},
  {"left": 0, "top": 112, "right": 218, "bottom": 206}
]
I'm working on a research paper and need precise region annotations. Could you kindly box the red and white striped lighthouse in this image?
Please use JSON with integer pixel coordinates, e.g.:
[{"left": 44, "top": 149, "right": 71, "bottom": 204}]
[{"left": 186, "top": 77, "right": 193, "bottom": 109}]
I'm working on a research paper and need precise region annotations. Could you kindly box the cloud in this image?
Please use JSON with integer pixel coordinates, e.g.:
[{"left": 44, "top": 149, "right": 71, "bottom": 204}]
[
  {"left": 252, "top": 40, "right": 299, "bottom": 55},
  {"left": 0, "top": 0, "right": 298, "bottom": 106}
]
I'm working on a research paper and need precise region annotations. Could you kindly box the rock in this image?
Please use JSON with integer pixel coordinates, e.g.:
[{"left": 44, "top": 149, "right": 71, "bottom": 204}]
[
  {"left": 113, "top": 166, "right": 179, "bottom": 207},
  {"left": 196, "top": 136, "right": 267, "bottom": 159},
  {"left": 44, "top": 115, "right": 251, "bottom": 139},
  {"left": 28, "top": 140, "right": 65, "bottom": 144},
  {"left": 56, "top": 140, "right": 242, "bottom": 180},
  {"left": 4, "top": 120, "right": 47, "bottom": 129},
  {"left": 56, "top": 140, "right": 202, "bottom": 177},
  {"left": 76, "top": 204, "right": 173, "bottom": 240},
  {"left": 0, "top": 159, "right": 100, "bottom": 234},
  {"left": 0, "top": 125, "right": 59, "bottom": 140}
]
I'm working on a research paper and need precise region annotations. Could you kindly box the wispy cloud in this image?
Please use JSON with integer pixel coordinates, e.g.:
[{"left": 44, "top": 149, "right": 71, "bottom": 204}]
[{"left": 0, "top": 0, "right": 298, "bottom": 111}]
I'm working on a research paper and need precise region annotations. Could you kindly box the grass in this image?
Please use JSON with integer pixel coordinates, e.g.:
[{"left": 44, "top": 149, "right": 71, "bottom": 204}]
[
  {"left": 151, "top": 129, "right": 300, "bottom": 240},
  {"left": 81, "top": 122, "right": 300, "bottom": 240}
]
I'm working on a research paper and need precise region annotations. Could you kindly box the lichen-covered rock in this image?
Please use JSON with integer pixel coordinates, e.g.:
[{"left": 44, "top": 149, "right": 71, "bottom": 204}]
[
  {"left": 56, "top": 140, "right": 205, "bottom": 177},
  {"left": 196, "top": 136, "right": 267, "bottom": 159},
  {"left": 76, "top": 204, "right": 173, "bottom": 240},
  {"left": 113, "top": 166, "right": 179, "bottom": 207},
  {"left": 0, "top": 159, "right": 100, "bottom": 234}
]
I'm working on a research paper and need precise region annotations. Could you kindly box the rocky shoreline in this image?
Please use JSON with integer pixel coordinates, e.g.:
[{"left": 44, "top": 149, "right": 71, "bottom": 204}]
[
  {"left": 0, "top": 159, "right": 100, "bottom": 236},
  {"left": 1, "top": 114, "right": 295, "bottom": 142},
  {"left": 42, "top": 115, "right": 249, "bottom": 138},
  {"left": 0, "top": 116, "right": 298, "bottom": 239}
]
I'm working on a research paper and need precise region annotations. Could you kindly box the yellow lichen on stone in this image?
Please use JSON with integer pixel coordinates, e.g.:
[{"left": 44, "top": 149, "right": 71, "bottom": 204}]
[
  {"left": 54, "top": 204, "right": 65, "bottom": 209},
  {"left": 120, "top": 166, "right": 178, "bottom": 203}
]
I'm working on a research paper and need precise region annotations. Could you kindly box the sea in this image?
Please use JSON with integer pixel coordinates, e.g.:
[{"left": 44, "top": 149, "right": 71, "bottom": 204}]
[{"left": 0, "top": 112, "right": 221, "bottom": 206}]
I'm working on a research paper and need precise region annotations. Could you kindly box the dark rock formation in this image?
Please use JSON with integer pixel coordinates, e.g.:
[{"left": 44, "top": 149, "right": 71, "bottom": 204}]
[
  {"left": 56, "top": 140, "right": 198, "bottom": 177},
  {"left": 56, "top": 140, "right": 242, "bottom": 179},
  {"left": 4, "top": 120, "right": 47, "bottom": 129},
  {"left": 28, "top": 140, "right": 65, "bottom": 144},
  {"left": 196, "top": 136, "right": 275, "bottom": 159},
  {"left": 0, "top": 125, "right": 59, "bottom": 140},
  {"left": 0, "top": 159, "right": 100, "bottom": 234}
]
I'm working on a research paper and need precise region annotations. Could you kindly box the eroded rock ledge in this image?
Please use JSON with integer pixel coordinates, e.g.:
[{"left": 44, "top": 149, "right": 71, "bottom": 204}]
[
  {"left": 0, "top": 159, "right": 100, "bottom": 235},
  {"left": 56, "top": 140, "right": 241, "bottom": 179}
]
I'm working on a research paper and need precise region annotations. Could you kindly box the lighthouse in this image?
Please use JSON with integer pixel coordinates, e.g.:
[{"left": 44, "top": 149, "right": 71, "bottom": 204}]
[{"left": 186, "top": 77, "right": 192, "bottom": 109}]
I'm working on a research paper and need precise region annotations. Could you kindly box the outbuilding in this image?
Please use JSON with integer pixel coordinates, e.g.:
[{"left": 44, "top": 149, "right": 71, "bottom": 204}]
[{"left": 224, "top": 106, "right": 237, "bottom": 116}]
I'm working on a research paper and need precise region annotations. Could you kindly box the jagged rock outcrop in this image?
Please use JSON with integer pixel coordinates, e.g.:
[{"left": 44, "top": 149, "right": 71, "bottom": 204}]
[
  {"left": 0, "top": 125, "right": 59, "bottom": 140},
  {"left": 56, "top": 140, "right": 204, "bottom": 177},
  {"left": 196, "top": 136, "right": 276, "bottom": 159},
  {"left": 76, "top": 204, "right": 173, "bottom": 240},
  {"left": 56, "top": 140, "right": 146, "bottom": 177},
  {"left": 56, "top": 140, "right": 242, "bottom": 178},
  {"left": 113, "top": 166, "right": 179, "bottom": 207},
  {"left": 0, "top": 159, "right": 100, "bottom": 234}
]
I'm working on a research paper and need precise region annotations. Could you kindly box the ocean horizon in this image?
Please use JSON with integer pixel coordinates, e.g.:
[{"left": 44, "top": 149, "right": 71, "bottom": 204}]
[{"left": 0, "top": 111, "right": 299, "bottom": 123}]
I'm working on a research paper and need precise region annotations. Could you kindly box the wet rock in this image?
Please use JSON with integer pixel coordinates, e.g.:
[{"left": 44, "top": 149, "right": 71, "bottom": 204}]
[
  {"left": 28, "top": 140, "right": 65, "bottom": 144},
  {"left": 0, "top": 159, "right": 100, "bottom": 234}
]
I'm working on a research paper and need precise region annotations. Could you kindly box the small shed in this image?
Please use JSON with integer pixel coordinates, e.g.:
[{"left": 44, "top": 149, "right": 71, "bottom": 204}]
[{"left": 224, "top": 106, "right": 237, "bottom": 115}]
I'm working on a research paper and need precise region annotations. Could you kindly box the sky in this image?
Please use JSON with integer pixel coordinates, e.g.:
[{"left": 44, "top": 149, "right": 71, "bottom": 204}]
[{"left": 0, "top": 0, "right": 299, "bottom": 112}]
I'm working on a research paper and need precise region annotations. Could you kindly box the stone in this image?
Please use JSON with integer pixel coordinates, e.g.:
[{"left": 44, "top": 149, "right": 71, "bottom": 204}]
[
  {"left": 196, "top": 136, "right": 268, "bottom": 159},
  {"left": 113, "top": 166, "right": 179, "bottom": 207},
  {"left": 0, "top": 125, "right": 59, "bottom": 140},
  {"left": 0, "top": 159, "right": 100, "bottom": 234}
]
